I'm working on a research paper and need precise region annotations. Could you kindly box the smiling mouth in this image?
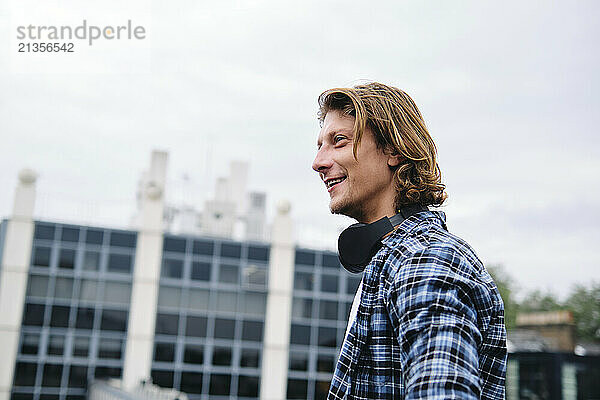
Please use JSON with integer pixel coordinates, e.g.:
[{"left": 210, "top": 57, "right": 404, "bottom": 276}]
[{"left": 325, "top": 176, "right": 347, "bottom": 191}]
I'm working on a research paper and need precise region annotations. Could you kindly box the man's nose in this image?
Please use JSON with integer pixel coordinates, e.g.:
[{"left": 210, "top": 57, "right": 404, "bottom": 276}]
[{"left": 312, "top": 147, "right": 333, "bottom": 173}]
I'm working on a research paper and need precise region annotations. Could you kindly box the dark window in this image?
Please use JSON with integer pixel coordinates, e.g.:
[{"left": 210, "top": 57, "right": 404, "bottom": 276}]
[
  {"left": 47, "top": 334, "right": 64, "bottom": 355},
  {"left": 58, "top": 247, "right": 76, "bottom": 268},
  {"left": 161, "top": 258, "right": 183, "bottom": 279},
  {"left": 193, "top": 240, "right": 214, "bottom": 255},
  {"left": 150, "top": 369, "right": 173, "bottom": 388},
  {"left": 317, "top": 355, "right": 335, "bottom": 372},
  {"left": 180, "top": 371, "right": 203, "bottom": 394},
  {"left": 191, "top": 261, "right": 211, "bottom": 281},
  {"left": 20, "top": 333, "right": 39, "bottom": 355},
  {"left": 294, "top": 272, "right": 313, "bottom": 291},
  {"left": 50, "top": 305, "right": 70, "bottom": 327},
  {"left": 214, "top": 318, "right": 235, "bottom": 339},
  {"left": 322, "top": 253, "right": 340, "bottom": 268},
  {"left": 287, "top": 379, "right": 308, "bottom": 399},
  {"left": 346, "top": 276, "right": 361, "bottom": 295},
  {"left": 238, "top": 375, "right": 259, "bottom": 397},
  {"left": 240, "top": 348, "right": 260, "bottom": 368},
  {"left": 83, "top": 251, "right": 100, "bottom": 271},
  {"left": 155, "top": 313, "right": 179, "bottom": 335},
  {"left": 94, "top": 366, "right": 121, "bottom": 379},
  {"left": 100, "top": 309, "right": 128, "bottom": 331},
  {"left": 107, "top": 253, "right": 132, "bottom": 273},
  {"left": 290, "top": 324, "right": 311, "bottom": 345},
  {"left": 75, "top": 307, "right": 95, "bottom": 329},
  {"left": 42, "top": 364, "right": 63, "bottom": 387},
  {"left": 318, "top": 327, "right": 337, "bottom": 348},
  {"left": 209, "top": 373, "right": 231, "bottom": 395},
  {"left": 10, "top": 393, "right": 34, "bottom": 400},
  {"left": 23, "top": 303, "right": 45, "bottom": 326},
  {"left": 221, "top": 243, "right": 241, "bottom": 258},
  {"left": 85, "top": 229, "right": 104, "bottom": 245},
  {"left": 295, "top": 250, "right": 315, "bottom": 265},
  {"left": 65, "top": 396, "right": 85, "bottom": 400},
  {"left": 345, "top": 301, "right": 352, "bottom": 319},
  {"left": 13, "top": 362, "right": 37, "bottom": 386},
  {"left": 241, "top": 320, "right": 263, "bottom": 342},
  {"left": 321, "top": 274, "right": 338, "bottom": 293},
  {"left": 163, "top": 237, "right": 186, "bottom": 253},
  {"left": 185, "top": 316, "right": 207, "bottom": 337},
  {"left": 183, "top": 344, "right": 203, "bottom": 364},
  {"left": 109, "top": 231, "right": 136, "bottom": 248},
  {"left": 292, "top": 298, "right": 312, "bottom": 319},
  {"left": 68, "top": 365, "right": 87, "bottom": 388},
  {"left": 319, "top": 300, "right": 338, "bottom": 320},
  {"left": 39, "top": 396, "right": 59, "bottom": 400},
  {"left": 72, "top": 336, "right": 89, "bottom": 357},
  {"left": 212, "top": 347, "right": 231, "bottom": 366},
  {"left": 35, "top": 224, "right": 55, "bottom": 240},
  {"left": 154, "top": 342, "right": 175, "bottom": 362},
  {"left": 61, "top": 227, "right": 79, "bottom": 242},
  {"left": 219, "top": 264, "right": 238, "bottom": 284},
  {"left": 315, "top": 380, "right": 330, "bottom": 400},
  {"left": 247, "top": 245, "right": 269, "bottom": 261},
  {"left": 32, "top": 246, "right": 51, "bottom": 267},
  {"left": 98, "top": 337, "right": 122, "bottom": 359},
  {"left": 289, "top": 352, "right": 308, "bottom": 371},
  {"left": 150, "top": 370, "right": 174, "bottom": 388}
]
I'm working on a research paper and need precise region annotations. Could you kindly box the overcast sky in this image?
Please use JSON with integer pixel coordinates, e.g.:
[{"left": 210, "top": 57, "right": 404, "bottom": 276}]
[{"left": 1, "top": 1, "right": 598, "bottom": 298}]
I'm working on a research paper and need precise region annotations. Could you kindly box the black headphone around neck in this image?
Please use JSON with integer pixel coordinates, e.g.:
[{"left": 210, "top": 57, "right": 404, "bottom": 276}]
[{"left": 337, "top": 204, "right": 428, "bottom": 273}]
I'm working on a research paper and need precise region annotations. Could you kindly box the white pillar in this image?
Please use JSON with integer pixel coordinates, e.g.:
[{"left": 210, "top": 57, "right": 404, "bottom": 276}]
[
  {"left": 123, "top": 151, "right": 168, "bottom": 389},
  {"left": 0, "top": 169, "right": 37, "bottom": 400},
  {"left": 260, "top": 200, "right": 294, "bottom": 400}
]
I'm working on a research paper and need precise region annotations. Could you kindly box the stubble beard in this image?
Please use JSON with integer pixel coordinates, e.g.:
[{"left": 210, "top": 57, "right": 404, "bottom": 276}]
[{"left": 329, "top": 192, "right": 365, "bottom": 222}]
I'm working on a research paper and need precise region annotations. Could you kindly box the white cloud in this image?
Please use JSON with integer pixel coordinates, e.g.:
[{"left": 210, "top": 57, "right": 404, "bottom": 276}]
[{"left": 1, "top": 0, "right": 598, "bottom": 295}]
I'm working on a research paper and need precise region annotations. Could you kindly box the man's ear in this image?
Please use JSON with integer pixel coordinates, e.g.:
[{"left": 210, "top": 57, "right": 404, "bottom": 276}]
[{"left": 387, "top": 152, "right": 401, "bottom": 167}]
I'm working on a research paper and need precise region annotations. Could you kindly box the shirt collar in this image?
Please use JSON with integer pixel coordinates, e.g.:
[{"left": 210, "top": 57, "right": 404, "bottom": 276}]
[{"left": 381, "top": 210, "right": 447, "bottom": 249}]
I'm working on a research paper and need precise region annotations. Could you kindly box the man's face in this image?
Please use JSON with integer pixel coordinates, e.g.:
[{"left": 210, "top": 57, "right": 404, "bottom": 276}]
[{"left": 312, "top": 110, "right": 399, "bottom": 223}]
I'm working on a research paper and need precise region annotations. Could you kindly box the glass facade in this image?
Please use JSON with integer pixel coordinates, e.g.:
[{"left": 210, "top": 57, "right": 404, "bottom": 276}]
[
  {"left": 7, "top": 220, "right": 598, "bottom": 400},
  {"left": 287, "top": 248, "right": 362, "bottom": 400},
  {"left": 11, "top": 222, "right": 136, "bottom": 400},
  {"left": 150, "top": 235, "right": 269, "bottom": 399}
]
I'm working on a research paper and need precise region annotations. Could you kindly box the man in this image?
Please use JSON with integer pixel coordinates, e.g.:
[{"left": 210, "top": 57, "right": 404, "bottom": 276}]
[{"left": 312, "top": 82, "right": 507, "bottom": 399}]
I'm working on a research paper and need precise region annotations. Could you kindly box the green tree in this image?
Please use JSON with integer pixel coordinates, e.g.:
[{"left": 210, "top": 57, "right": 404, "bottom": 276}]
[
  {"left": 564, "top": 283, "right": 600, "bottom": 342},
  {"left": 487, "top": 264, "right": 519, "bottom": 330},
  {"left": 518, "top": 289, "right": 563, "bottom": 313}
]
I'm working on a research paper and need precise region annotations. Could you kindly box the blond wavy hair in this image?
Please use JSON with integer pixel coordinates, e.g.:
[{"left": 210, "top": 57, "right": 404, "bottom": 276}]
[{"left": 318, "top": 82, "right": 447, "bottom": 208}]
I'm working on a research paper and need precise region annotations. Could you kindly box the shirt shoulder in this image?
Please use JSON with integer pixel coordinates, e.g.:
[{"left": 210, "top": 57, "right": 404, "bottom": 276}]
[
  {"left": 378, "top": 211, "right": 503, "bottom": 333},
  {"left": 380, "top": 210, "right": 488, "bottom": 284}
]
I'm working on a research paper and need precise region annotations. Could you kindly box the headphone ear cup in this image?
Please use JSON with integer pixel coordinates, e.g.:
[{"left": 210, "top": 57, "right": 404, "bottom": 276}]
[
  {"left": 338, "top": 223, "right": 368, "bottom": 273},
  {"left": 337, "top": 207, "right": 428, "bottom": 273},
  {"left": 337, "top": 218, "right": 394, "bottom": 273}
]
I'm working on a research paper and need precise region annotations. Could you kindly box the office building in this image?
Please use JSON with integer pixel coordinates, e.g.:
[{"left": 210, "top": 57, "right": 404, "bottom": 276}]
[{"left": 0, "top": 151, "right": 357, "bottom": 400}]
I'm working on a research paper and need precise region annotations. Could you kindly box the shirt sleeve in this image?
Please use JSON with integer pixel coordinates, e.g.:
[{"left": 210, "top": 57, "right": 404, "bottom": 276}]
[{"left": 384, "top": 246, "right": 483, "bottom": 399}]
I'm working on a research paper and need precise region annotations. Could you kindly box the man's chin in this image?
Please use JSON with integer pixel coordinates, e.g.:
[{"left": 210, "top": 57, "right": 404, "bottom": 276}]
[{"left": 329, "top": 199, "right": 359, "bottom": 220}]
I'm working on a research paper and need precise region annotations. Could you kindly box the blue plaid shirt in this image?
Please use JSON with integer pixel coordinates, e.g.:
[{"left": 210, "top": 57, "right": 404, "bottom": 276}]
[{"left": 329, "top": 211, "right": 507, "bottom": 399}]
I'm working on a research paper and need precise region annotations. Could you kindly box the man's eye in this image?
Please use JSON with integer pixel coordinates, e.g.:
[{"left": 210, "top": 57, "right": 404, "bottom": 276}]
[{"left": 334, "top": 135, "right": 346, "bottom": 144}]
